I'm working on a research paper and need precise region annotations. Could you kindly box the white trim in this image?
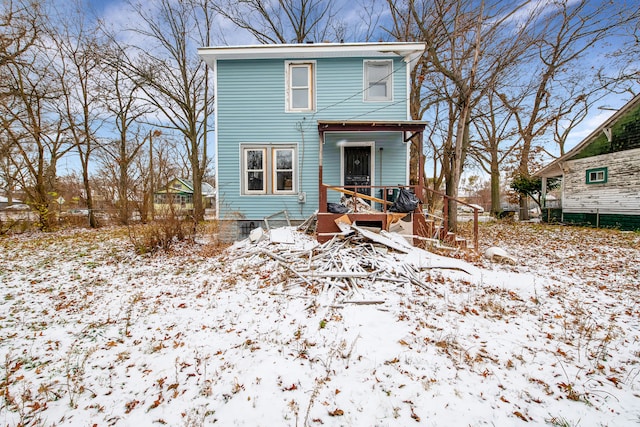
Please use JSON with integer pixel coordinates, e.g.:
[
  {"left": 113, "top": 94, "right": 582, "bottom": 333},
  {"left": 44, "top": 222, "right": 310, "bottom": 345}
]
[
  {"left": 340, "top": 141, "right": 375, "bottom": 190},
  {"left": 243, "top": 147, "right": 267, "bottom": 195},
  {"left": 272, "top": 147, "right": 296, "bottom": 194},
  {"left": 240, "top": 143, "right": 298, "bottom": 195},
  {"left": 199, "top": 42, "right": 426, "bottom": 63},
  {"left": 363, "top": 60, "right": 393, "bottom": 102},
  {"left": 285, "top": 60, "right": 316, "bottom": 112},
  {"left": 213, "top": 59, "right": 220, "bottom": 216},
  {"left": 406, "top": 57, "right": 411, "bottom": 120}
]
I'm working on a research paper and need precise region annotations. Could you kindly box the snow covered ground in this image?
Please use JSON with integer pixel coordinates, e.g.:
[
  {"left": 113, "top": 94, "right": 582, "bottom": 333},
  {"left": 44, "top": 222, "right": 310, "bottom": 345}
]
[{"left": 1, "top": 222, "right": 639, "bottom": 426}]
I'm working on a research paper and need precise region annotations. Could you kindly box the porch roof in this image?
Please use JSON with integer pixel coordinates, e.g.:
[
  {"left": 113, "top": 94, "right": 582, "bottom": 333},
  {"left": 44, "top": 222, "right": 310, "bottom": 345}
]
[{"left": 317, "top": 120, "right": 427, "bottom": 139}]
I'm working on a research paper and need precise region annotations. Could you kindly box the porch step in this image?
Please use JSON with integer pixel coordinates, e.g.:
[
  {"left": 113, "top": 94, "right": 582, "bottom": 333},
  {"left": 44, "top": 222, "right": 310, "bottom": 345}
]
[{"left": 446, "top": 231, "right": 469, "bottom": 248}]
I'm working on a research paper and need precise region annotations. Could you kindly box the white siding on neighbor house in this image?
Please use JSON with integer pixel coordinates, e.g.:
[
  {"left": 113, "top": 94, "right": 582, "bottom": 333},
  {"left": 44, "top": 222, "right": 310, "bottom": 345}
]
[
  {"left": 562, "top": 147, "right": 640, "bottom": 214},
  {"left": 216, "top": 55, "right": 411, "bottom": 221}
]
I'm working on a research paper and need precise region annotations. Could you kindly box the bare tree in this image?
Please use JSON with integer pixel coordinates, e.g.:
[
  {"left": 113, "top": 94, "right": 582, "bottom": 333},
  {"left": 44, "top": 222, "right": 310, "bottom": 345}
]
[
  {"left": 0, "top": 0, "right": 39, "bottom": 69},
  {"left": 108, "top": 0, "right": 215, "bottom": 222},
  {"left": 0, "top": 0, "right": 75, "bottom": 230},
  {"left": 387, "top": 0, "right": 531, "bottom": 232},
  {"left": 499, "top": 0, "right": 638, "bottom": 219},
  {"left": 97, "top": 53, "right": 154, "bottom": 224},
  {"left": 51, "top": 1, "right": 106, "bottom": 227},
  {"left": 468, "top": 89, "right": 518, "bottom": 216},
  {"left": 212, "top": 0, "right": 343, "bottom": 43},
  {"left": 1, "top": 0, "right": 40, "bottom": 205}
]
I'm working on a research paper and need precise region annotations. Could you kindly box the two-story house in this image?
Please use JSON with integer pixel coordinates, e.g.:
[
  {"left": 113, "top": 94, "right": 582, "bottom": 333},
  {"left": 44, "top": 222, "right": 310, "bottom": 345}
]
[{"left": 198, "top": 42, "right": 428, "bottom": 241}]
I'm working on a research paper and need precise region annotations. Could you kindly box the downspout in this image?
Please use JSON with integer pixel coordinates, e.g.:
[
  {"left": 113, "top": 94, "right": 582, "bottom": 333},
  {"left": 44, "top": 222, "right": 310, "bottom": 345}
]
[{"left": 297, "top": 121, "right": 306, "bottom": 214}]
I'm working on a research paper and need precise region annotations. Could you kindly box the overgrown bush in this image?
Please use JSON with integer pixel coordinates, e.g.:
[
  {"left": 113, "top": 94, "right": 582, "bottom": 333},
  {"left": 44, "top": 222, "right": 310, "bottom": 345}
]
[{"left": 128, "top": 210, "right": 195, "bottom": 254}]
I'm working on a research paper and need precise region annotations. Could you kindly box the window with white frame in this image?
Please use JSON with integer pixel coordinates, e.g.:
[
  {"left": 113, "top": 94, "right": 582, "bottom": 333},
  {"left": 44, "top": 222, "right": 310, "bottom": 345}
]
[
  {"left": 242, "top": 145, "right": 297, "bottom": 195},
  {"left": 273, "top": 148, "right": 294, "bottom": 193},
  {"left": 286, "top": 62, "right": 314, "bottom": 112},
  {"left": 244, "top": 148, "right": 266, "bottom": 194},
  {"left": 364, "top": 60, "right": 393, "bottom": 102}
]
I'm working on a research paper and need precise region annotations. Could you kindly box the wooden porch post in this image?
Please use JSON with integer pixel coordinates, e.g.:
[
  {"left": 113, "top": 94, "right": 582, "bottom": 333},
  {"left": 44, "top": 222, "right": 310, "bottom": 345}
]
[
  {"left": 318, "top": 129, "right": 326, "bottom": 213},
  {"left": 416, "top": 132, "right": 424, "bottom": 201}
]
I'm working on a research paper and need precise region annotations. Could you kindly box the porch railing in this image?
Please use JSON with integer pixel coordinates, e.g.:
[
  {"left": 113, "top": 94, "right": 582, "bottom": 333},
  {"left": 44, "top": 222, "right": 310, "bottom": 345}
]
[
  {"left": 319, "top": 184, "right": 416, "bottom": 213},
  {"left": 319, "top": 184, "right": 479, "bottom": 250}
]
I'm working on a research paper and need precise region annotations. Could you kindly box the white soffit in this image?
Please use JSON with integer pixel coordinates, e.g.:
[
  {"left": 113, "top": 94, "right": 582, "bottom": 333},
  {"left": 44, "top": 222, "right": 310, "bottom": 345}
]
[{"left": 198, "top": 42, "right": 426, "bottom": 65}]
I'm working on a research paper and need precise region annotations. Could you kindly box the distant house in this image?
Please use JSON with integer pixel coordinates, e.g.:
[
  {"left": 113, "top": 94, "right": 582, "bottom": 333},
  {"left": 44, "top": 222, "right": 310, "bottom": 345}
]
[
  {"left": 0, "top": 196, "right": 25, "bottom": 210},
  {"left": 535, "top": 94, "right": 640, "bottom": 230},
  {"left": 198, "top": 42, "right": 430, "bottom": 241},
  {"left": 153, "top": 178, "right": 216, "bottom": 215}
]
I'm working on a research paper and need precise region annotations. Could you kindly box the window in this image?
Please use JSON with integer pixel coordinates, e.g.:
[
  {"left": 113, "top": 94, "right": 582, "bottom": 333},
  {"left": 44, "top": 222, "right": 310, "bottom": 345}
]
[
  {"left": 586, "top": 167, "right": 608, "bottom": 184},
  {"left": 286, "top": 62, "right": 314, "bottom": 112},
  {"left": 273, "top": 148, "right": 294, "bottom": 193},
  {"left": 364, "top": 60, "right": 393, "bottom": 101},
  {"left": 244, "top": 148, "right": 266, "bottom": 194},
  {"left": 242, "top": 145, "right": 296, "bottom": 195}
]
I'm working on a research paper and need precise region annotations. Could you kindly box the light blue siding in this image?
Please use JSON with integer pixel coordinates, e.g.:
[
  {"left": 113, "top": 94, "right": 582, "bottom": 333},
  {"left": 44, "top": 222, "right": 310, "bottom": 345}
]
[
  {"left": 323, "top": 132, "right": 408, "bottom": 204},
  {"left": 216, "top": 55, "right": 410, "bottom": 220}
]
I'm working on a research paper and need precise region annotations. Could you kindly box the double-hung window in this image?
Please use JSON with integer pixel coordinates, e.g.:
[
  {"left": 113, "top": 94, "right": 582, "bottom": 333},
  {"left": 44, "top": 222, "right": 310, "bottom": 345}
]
[
  {"left": 273, "top": 148, "right": 294, "bottom": 193},
  {"left": 364, "top": 60, "right": 393, "bottom": 102},
  {"left": 242, "top": 145, "right": 296, "bottom": 195},
  {"left": 244, "top": 148, "right": 266, "bottom": 194},
  {"left": 286, "top": 62, "right": 315, "bottom": 112}
]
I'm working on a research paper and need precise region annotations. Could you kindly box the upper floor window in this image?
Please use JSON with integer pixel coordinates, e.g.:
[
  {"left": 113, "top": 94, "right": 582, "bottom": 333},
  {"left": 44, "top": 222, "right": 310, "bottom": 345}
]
[
  {"left": 364, "top": 60, "right": 393, "bottom": 102},
  {"left": 586, "top": 167, "right": 607, "bottom": 184},
  {"left": 286, "top": 62, "right": 315, "bottom": 112},
  {"left": 242, "top": 144, "right": 297, "bottom": 195}
]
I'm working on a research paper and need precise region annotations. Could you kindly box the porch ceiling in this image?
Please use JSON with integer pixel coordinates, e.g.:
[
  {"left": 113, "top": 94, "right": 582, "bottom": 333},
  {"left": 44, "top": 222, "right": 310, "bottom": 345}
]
[{"left": 317, "top": 120, "right": 427, "bottom": 135}]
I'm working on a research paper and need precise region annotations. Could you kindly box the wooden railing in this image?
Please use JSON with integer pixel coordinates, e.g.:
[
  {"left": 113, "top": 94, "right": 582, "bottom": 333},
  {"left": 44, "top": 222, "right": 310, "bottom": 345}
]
[
  {"left": 319, "top": 184, "right": 480, "bottom": 250},
  {"left": 320, "top": 184, "right": 416, "bottom": 213},
  {"left": 423, "top": 187, "right": 479, "bottom": 250}
]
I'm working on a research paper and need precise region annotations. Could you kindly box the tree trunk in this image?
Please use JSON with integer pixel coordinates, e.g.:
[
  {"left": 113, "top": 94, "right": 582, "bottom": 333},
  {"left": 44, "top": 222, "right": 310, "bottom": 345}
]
[
  {"left": 490, "top": 155, "right": 501, "bottom": 216},
  {"left": 118, "top": 156, "right": 129, "bottom": 225}
]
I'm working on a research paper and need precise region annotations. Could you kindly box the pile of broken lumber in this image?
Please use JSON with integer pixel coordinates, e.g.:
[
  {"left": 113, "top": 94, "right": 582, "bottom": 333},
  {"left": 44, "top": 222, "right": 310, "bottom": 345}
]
[{"left": 223, "top": 226, "right": 480, "bottom": 303}]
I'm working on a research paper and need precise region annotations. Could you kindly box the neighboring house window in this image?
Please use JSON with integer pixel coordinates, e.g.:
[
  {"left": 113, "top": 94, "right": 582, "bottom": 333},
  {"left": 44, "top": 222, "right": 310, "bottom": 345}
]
[
  {"left": 586, "top": 167, "right": 608, "bottom": 184},
  {"left": 242, "top": 145, "right": 297, "bottom": 195},
  {"left": 364, "top": 60, "right": 393, "bottom": 101},
  {"left": 286, "top": 62, "right": 315, "bottom": 112}
]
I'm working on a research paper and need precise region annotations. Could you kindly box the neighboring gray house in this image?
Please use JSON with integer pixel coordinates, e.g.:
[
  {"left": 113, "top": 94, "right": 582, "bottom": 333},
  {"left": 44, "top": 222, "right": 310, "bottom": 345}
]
[{"left": 535, "top": 94, "right": 640, "bottom": 230}]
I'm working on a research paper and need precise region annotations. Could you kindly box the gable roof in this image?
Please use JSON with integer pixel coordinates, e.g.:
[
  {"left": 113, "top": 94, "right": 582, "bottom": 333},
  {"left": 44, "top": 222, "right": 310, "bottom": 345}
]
[
  {"left": 159, "top": 178, "right": 216, "bottom": 196},
  {"left": 198, "top": 42, "right": 426, "bottom": 69},
  {"left": 535, "top": 93, "right": 640, "bottom": 178}
]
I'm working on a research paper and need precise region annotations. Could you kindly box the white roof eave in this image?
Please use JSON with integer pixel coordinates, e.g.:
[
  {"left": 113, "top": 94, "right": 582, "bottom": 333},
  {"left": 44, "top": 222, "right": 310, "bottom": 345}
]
[{"left": 198, "top": 42, "right": 426, "bottom": 65}]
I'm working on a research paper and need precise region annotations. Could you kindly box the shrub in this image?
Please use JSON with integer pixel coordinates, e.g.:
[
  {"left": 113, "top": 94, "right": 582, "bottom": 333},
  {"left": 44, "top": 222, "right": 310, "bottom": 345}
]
[{"left": 128, "top": 210, "right": 195, "bottom": 254}]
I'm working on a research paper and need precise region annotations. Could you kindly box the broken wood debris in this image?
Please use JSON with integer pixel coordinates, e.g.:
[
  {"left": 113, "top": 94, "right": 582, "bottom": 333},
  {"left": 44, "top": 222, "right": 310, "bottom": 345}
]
[{"left": 222, "top": 226, "right": 479, "bottom": 300}]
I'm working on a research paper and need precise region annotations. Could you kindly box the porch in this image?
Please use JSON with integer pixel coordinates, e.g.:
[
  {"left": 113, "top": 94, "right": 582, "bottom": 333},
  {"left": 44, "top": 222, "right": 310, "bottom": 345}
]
[
  {"left": 315, "top": 183, "right": 480, "bottom": 250},
  {"left": 315, "top": 120, "right": 479, "bottom": 250}
]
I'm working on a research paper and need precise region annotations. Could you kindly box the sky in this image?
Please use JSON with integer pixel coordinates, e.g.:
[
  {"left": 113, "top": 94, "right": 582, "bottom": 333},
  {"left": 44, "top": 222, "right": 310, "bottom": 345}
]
[{"left": 55, "top": 0, "right": 637, "bottom": 179}]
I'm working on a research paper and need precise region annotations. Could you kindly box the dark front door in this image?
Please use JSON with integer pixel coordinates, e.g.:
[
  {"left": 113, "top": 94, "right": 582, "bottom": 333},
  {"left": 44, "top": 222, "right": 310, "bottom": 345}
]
[{"left": 344, "top": 146, "right": 371, "bottom": 196}]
